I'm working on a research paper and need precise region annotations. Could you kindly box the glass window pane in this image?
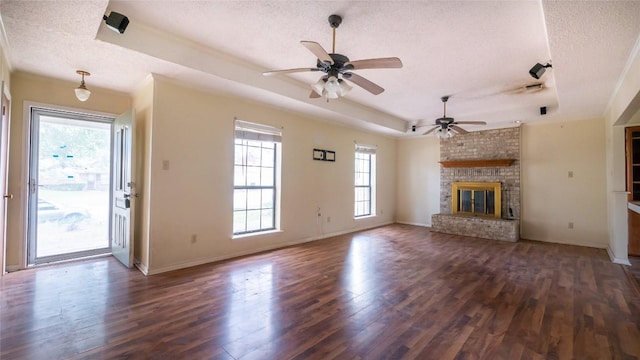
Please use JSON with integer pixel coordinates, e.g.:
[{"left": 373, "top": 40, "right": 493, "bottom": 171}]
[
  {"left": 233, "top": 211, "right": 246, "bottom": 233},
  {"left": 262, "top": 189, "right": 274, "bottom": 208},
  {"left": 246, "top": 166, "right": 261, "bottom": 186},
  {"left": 234, "top": 165, "right": 246, "bottom": 186},
  {"left": 474, "top": 190, "right": 485, "bottom": 214},
  {"left": 461, "top": 191, "right": 472, "bottom": 212},
  {"left": 261, "top": 209, "right": 273, "bottom": 229},
  {"left": 233, "top": 189, "right": 247, "bottom": 211},
  {"left": 247, "top": 189, "right": 261, "bottom": 209},
  {"left": 261, "top": 167, "right": 274, "bottom": 186},
  {"left": 246, "top": 145, "right": 261, "bottom": 166},
  {"left": 234, "top": 144, "right": 245, "bottom": 165},
  {"left": 246, "top": 210, "right": 261, "bottom": 231},
  {"left": 262, "top": 148, "right": 274, "bottom": 167},
  {"left": 487, "top": 192, "right": 495, "bottom": 214}
]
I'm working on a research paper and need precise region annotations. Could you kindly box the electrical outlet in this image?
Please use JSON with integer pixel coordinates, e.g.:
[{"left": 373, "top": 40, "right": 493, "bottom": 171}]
[
  {"left": 568, "top": 171, "right": 574, "bottom": 178},
  {"left": 568, "top": 222, "right": 574, "bottom": 229},
  {"left": 327, "top": 216, "right": 331, "bottom": 223},
  {"left": 317, "top": 207, "right": 321, "bottom": 217},
  {"left": 191, "top": 234, "right": 197, "bottom": 243}
]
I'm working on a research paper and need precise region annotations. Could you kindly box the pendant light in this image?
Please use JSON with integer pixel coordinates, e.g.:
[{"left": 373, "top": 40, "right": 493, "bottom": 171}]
[{"left": 75, "top": 70, "right": 91, "bottom": 102}]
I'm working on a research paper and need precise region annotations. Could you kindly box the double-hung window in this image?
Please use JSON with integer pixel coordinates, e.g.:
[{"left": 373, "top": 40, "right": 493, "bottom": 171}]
[
  {"left": 233, "top": 120, "right": 281, "bottom": 235},
  {"left": 354, "top": 144, "right": 376, "bottom": 217}
]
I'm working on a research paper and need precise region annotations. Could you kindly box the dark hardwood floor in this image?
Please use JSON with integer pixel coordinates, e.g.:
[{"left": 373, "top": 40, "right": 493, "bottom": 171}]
[
  {"left": 1, "top": 224, "right": 639, "bottom": 359},
  {"left": 627, "top": 256, "right": 640, "bottom": 296}
]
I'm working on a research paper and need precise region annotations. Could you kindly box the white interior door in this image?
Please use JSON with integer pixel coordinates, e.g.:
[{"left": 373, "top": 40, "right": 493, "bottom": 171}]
[
  {"left": 111, "top": 110, "right": 135, "bottom": 268},
  {"left": 0, "top": 82, "right": 10, "bottom": 275}
]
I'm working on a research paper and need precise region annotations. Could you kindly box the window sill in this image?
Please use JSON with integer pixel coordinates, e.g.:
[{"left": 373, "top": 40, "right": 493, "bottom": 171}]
[
  {"left": 232, "top": 229, "right": 283, "bottom": 240},
  {"left": 354, "top": 215, "right": 376, "bottom": 220}
]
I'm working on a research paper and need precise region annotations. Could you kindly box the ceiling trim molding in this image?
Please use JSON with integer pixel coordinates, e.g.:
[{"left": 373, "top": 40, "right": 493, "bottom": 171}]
[
  {"left": 605, "top": 32, "right": 640, "bottom": 120},
  {"left": 0, "top": 13, "right": 12, "bottom": 73}
]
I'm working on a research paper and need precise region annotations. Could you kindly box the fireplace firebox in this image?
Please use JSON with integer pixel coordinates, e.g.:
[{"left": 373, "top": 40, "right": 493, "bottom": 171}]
[{"left": 452, "top": 182, "right": 501, "bottom": 218}]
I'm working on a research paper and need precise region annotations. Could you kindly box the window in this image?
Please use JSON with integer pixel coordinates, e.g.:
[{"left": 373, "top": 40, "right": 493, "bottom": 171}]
[
  {"left": 233, "top": 120, "right": 281, "bottom": 235},
  {"left": 354, "top": 144, "right": 376, "bottom": 217}
]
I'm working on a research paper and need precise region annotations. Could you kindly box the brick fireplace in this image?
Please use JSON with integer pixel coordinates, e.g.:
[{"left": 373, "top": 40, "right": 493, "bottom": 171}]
[{"left": 431, "top": 127, "right": 520, "bottom": 242}]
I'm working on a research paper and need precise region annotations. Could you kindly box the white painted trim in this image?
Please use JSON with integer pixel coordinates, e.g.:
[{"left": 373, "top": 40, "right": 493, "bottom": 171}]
[
  {"left": 607, "top": 246, "right": 631, "bottom": 266},
  {"left": 0, "top": 15, "right": 12, "bottom": 73},
  {"left": 146, "top": 222, "right": 393, "bottom": 275},
  {"left": 134, "top": 259, "right": 149, "bottom": 275},
  {"left": 5, "top": 265, "right": 20, "bottom": 272},
  {"left": 605, "top": 31, "right": 640, "bottom": 117}
]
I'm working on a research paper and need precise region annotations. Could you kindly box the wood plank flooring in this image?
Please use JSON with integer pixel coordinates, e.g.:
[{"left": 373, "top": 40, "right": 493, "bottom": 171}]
[
  {"left": 626, "top": 256, "right": 640, "bottom": 296},
  {"left": 1, "top": 224, "right": 639, "bottom": 359}
]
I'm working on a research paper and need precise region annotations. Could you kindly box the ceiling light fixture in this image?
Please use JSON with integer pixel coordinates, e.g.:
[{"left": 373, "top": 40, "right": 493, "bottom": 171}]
[
  {"left": 103, "top": 11, "right": 129, "bottom": 34},
  {"left": 311, "top": 75, "right": 352, "bottom": 100},
  {"left": 529, "top": 61, "right": 552, "bottom": 79},
  {"left": 434, "top": 127, "right": 453, "bottom": 139},
  {"left": 74, "top": 70, "right": 91, "bottom": 102}
]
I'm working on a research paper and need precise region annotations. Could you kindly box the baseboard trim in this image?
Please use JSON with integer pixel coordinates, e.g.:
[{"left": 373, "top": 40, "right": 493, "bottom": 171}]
[
  {"left": 607, "top": 246, "right": 631, "bottom": 265},
  {"left": 134, "top": 260, "right": 149, "bottom": 275},
  {"left": 6, "top": 265, "right": 21, "bottom": 273},
  {"left": 146, "top": 222, "right": 394, "bottom": 275}
]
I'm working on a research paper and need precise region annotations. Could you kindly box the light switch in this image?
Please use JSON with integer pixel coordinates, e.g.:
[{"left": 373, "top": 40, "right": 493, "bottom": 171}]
[
  {"left": 162, "top": 160, "right": 170, "bottom": 170},
  {"left": 568, "top": 171, "right": 573, "bottom": 178}
]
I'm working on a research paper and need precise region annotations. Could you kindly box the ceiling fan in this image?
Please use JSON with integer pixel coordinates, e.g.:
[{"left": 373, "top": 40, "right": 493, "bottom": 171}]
[
  {"left": 263, "top": 14, "right": 403, "bottom": 99},
  {"left": 414, "top": 96, "right": 487, "bottom": 138}
]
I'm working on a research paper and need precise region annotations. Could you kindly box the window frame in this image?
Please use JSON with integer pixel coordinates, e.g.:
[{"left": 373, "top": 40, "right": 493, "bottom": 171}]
[
  {"left": 354, "top": 144, "right": 376, "bottom": 218},
  {"left": 233, "top": 120, "right": 281, "bottom": 236}
]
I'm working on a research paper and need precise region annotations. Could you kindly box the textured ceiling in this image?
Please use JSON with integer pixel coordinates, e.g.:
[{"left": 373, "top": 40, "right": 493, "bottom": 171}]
[{"left": 1, "top": 0, "right": 639, "bottom": 136}]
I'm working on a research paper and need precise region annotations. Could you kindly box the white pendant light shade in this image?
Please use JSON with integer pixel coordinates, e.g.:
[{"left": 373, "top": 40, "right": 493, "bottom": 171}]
[
  {"left": 75, "top": 70, "right": 91, "bottom": 102},
  {"left": 75, "top": 87, "right": 91, "bottom": 102}
]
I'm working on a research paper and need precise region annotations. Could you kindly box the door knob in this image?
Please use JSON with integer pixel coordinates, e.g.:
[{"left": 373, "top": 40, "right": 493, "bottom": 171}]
[{"left": 3, "top": 194, "right": 13, "bottom": 199}]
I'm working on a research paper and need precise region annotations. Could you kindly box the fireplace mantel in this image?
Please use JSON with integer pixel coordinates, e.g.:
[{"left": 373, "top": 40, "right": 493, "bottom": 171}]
[{"left": 439, "top": 159, "right": 516, "bottom": 168}]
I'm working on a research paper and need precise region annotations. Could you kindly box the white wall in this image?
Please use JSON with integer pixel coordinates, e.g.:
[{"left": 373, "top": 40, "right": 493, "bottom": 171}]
[
  {"left": 144, "top": 77, "right": 396, "bottom": 274},
  {"left": 395, "top": 136, "right": 440, "bottom": 226},
  {"left": 521, "top": 118, "right": 608, "bottom": 248}
]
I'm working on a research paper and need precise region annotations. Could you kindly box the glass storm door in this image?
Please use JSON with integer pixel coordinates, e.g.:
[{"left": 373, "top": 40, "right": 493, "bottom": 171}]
[{"left": 28, "top": 108, "right": 112, "bottom": 265}]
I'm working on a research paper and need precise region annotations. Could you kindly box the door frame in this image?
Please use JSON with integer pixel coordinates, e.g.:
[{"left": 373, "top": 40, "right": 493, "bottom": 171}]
[
  {"left": 0, "top": 81, "right": 10, "bottom": 275},
  {"left": 13, "top": 102, "right": 119, "bottom": 270}
]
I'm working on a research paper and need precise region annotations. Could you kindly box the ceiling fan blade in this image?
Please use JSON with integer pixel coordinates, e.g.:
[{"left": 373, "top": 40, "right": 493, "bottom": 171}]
[
  {"left": 309, "top": 90, "right": 321, "bottom": 98},
  {"left": 301, "top": 41, "right": 334, "bottom": 64},
  {"left": 454, "top": 121, "right": 487, "bottom": 125},
  {"left": 263, "top": 68, "right": 319, "bottom": 76},
  {"left": 344, "top": 57, "right": 403, "bottom": 70},
  {"left": 343, "top": 72, "right": 384, "bottom": 95},
  {"left": 450, "top": 125, "right": 469, "bottom": 134},
  {"left": 423, "top": 126, "right": 439, "bottom": 136}
]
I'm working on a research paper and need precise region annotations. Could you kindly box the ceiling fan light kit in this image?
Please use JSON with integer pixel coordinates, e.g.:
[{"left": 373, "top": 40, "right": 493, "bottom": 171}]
[
  {"left": 263, "top": 14, "right": 403, "bottom": 101},
  {"left": 312, "top": 76, "right": 351, "bottom": 99}
]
